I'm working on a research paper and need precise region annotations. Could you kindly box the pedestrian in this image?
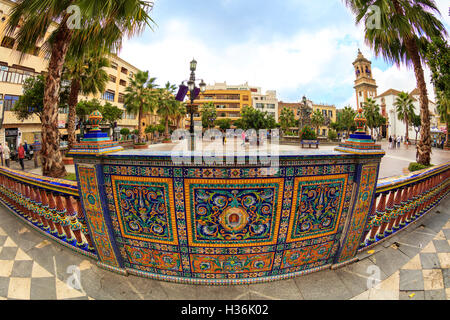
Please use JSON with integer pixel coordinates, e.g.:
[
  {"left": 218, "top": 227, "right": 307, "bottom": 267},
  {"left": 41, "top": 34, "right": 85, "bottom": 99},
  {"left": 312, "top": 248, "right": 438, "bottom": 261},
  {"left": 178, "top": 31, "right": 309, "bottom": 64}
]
[
  {"left": 0, "top": 143, "right": 3, "bottom": 166},
  {"left": 393, "top": 136, "right": 396, "bottom": 149},
  {"left": 241, "top": 131, "right": 246, "bottom": 146},
  {"left": 18, "top": 143, "right": 25, "bottom": 170},
  {"left": 3, "top": 143, "right": 10, "bottom": 168},
  {"left": 397, "top": 136, "right": 401, "bottom": 148},
  {"left": 389, "top": 136, "right": 392, "bottom": 149}
]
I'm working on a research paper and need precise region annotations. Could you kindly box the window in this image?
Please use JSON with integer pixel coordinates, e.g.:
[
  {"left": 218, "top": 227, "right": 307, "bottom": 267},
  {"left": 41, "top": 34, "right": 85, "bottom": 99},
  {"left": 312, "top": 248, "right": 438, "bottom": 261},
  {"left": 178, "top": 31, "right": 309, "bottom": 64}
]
[
  {"left": 0, "top": 65, "right": 38, "bottom": 84},
  {"left": 267, "top": 104, "right": 275, "bottom": 109},
  {"left": 118, "top": 93, "right": 125, "bottom": 103},
  {"left": 322, "top": 110, "right": 327, "bottom": 117},
  {"left": 59, "top": 106, "right": 69, "bottom": 114},
  {"left": 120, "top": 79, "right": 126, "bottom": 86},
  {"left": 109, "top": 75, "right": 117, "bottom": 83},
  {"left": 256, "top": 103, "right": 264, "bottom": 109},
  {"left": 121, "top": 67, "right": 128, "bottom": 75},
  {"left": 103, "top": 90, "right": 115, "bottom": 102},
  {"left": 3, "top": 95, "right": 20, "bottom": 111},
  {"left": 243, "top": 95, "right": 249, "bottom": 101},
  {"left": 110, "top": 62, "right": 118, "bottom": 70},
  {"left": 323, "top": 129, "right": 327, "bottom": 136},
  {"left": 329, "top": 111, "right": 333, "bottom": 118},
  {"left": 1, "top": 36, "right": 15, "bottom": 49}
]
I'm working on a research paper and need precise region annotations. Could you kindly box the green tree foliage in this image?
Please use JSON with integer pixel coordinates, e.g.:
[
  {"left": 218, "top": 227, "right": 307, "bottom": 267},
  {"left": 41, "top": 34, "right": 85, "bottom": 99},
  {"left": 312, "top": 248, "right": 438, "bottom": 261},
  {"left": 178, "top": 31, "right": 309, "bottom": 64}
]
[
  {"left": 425, "top": 37, "right": 450, "bottom": 147},
  {"left": 279, "top": 107, "right": 296, "bottom": 132},
  {"left": 215, "top": 119, "right": 232, "bottom": 131},
  {"left": 76, "top": 99, "right": 123, "bottom": 130},
  {"left": 238, "top": 106, "right": 275, "bottom": 131},
  {"left": 363, "top": 98, "right": 383, "bottom": 136},
  {"left": 343, "top": 0, "right": 447, "bottom": 165},
  {"left": 328, "top": 129, "right": 338, "bottom": 141},
  {"left": 156, "top": 82, "right": 182, "bottom": 139},
  {"left": 13, "top": 75, "right": 69, "bottom": 121},
  {"left": 299, "top": 126, "right": 317, "bottom": 141},
  {"left": 5, "top": 0, "right": 154, "bottom": 178},
  {"left": 411, "top": 112, "right": 422, "bottom": 143},
  {"left": 201, "top": 102, "right": 217, "bottom": 129},
  {"left": 336, "top": 106, "right": 356, "bottom": 137},
  {"left": 311, "top": 109, "right": 325, "bottom": 135},
  {"left": 394, "top": 92, "right": 415, "bottom": 140},
  {"left": 124, "top": 71, "right": 159, "bottom": 141},
  {"left": 120, "top": 128, "right": 130, "bottom": 140}
]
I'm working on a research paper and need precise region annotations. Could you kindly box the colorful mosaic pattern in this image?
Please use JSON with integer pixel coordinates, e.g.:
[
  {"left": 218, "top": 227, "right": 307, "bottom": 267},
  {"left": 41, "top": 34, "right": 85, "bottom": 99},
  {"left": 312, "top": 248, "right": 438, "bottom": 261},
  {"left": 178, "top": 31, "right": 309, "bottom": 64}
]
[
  {"left": 111, "top": 176, "right": 177, "bottom": 245},
  {"left": 99, "top": 157, "right": 374, "bottom": 283},
  {"left": 282, "top": 241, "right": 334, "bottom": 269},
  {"left": 337, "top": 164, "right": 378, "bottom": 263},
  {"left": 287, "top": 175, "right": 348, "bottom": 243},
  {"left": 190, "top": 252, "right": 274, "bottom": 274},
  {"left": 185, "top": 179, "right": 284, "bottom": 247},
  {"left": 78, "top": 165, "right": 121, "bottom": 267}
]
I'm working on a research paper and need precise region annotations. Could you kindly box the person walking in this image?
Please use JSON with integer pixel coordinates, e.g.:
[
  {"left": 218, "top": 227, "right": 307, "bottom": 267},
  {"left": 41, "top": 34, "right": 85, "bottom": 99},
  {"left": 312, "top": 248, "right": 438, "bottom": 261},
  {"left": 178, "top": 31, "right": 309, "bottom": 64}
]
[
  {"left": 389, "top": 136, "right": 393, "bottom": 149},
  {"left": 18, "top": 143, "right": 25, "bottom": 170},
  {"left": 397, "top": 136, "right": 401, "bottom": 148},
  {"left": 0, "top": 143, "right": 3, "bottom": 166},
  {"left": 3, "top": 144, "right": 10, "bottom": 168}
]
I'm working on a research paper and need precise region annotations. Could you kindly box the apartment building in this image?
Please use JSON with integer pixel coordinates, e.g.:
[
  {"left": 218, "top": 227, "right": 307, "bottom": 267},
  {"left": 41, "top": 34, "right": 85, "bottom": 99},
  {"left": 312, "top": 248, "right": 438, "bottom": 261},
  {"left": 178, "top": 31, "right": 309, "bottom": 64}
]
[
  {"left": 0, "top": 0, "right": 140, "bottom": 149},
  {"left": 312, "top": 104, "right": 337, "bottom": 137},
  {"left": 191, "top": 81, "right": 279, "bottom": 125},
  {"left": 278, "top": 100, "right": 336, "bottom": 137}
]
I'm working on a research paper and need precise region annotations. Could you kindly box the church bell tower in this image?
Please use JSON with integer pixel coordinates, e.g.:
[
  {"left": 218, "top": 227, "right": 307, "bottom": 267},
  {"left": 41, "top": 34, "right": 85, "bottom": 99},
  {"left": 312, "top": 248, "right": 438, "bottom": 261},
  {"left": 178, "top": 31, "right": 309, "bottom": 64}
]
[{"left": 353, "top": 49, "right": 378, "bottom": 109}]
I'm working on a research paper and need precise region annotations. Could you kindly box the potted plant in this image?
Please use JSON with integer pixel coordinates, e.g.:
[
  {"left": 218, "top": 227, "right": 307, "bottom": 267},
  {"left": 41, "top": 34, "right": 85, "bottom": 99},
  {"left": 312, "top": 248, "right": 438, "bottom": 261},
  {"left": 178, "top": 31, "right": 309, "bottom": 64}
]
[{"left": 300, "top": 126, "right": 319, "bottom": 148}]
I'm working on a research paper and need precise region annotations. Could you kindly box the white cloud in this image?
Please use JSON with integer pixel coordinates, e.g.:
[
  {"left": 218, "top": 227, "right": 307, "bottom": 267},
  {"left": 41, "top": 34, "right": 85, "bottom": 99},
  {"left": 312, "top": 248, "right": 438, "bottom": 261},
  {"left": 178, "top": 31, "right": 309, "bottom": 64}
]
[{"left": 118, "top": 18, "right": 365, "bottom": 104}]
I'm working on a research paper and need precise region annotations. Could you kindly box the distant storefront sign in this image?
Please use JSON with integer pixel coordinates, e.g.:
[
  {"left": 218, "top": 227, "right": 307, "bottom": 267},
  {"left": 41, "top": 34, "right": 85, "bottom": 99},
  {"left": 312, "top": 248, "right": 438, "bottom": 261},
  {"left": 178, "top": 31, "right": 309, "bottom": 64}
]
[{"left": 5, "top": 128, "right": 18, "bottom": 136}]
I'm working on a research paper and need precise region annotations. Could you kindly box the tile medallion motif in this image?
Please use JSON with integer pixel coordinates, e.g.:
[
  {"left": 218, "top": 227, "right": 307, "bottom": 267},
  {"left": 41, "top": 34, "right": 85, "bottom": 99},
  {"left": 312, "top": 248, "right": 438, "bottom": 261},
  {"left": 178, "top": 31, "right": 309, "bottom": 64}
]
[
  {"left": 287, "top": 174, "right": 349, "bottom": 243},
  {"left": 110, "top": 176, "right": 178, "bottom": 245},
  {"left": 184, "top": 179, "right": 284, "bottom": 247}
]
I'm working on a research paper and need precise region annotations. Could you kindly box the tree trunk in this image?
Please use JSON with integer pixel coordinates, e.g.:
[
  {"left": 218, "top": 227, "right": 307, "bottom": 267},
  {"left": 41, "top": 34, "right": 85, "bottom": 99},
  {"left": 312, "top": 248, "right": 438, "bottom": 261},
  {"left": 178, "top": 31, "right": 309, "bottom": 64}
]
[
  {"left": 446, "top": 121, "right": 449, "bottom": 149},
  {"left": 405, "top": 117, "right": 409, "bottom": 142},
  {"left": 405, "top": 38, "right": 431, "bottom": 165},
  {"left": 67, "top": 79, "right": 80, "bottom": 152},
  {"left": 42, "top": 18, "right": 72, "bottom": 178},
  {"left": 138, "top": 105, "right": 144, "bottom": 143},
  {"left": 165, "top": 117, "right": 170, "bottom": 140}
]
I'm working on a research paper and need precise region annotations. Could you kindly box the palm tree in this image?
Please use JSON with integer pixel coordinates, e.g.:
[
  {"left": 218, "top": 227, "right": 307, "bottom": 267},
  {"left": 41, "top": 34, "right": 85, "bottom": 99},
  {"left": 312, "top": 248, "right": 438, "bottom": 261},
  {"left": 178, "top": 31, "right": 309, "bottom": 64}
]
[
  {"left": 124, "top": 71, "right": 159, "bottom": 142},
  {"left": 363, "top": 98, "right": 382, "bottom": 137},
  {"left": 311, "top": 110, "right": 325, "bottom": 136},
  {"left": 157, "top": 82, "right": 179, "bottom": 140},
  {"left": 394, "top": 92, "right": 415, "bottom": 142},
  {"left": 343, "top": 0, "right": 447, "bottom": 165},
  {"left": 436, "top": 93, "right": 449, "bottom": 148},
  {"left": 172, "top": 103, "right": 187, "bottom": 129},
  {"left": 64, "top": 51, "right": 109, "bottom": 151},
  {"left": 5, "top": 0, "right": 154, "bottom": 177}
]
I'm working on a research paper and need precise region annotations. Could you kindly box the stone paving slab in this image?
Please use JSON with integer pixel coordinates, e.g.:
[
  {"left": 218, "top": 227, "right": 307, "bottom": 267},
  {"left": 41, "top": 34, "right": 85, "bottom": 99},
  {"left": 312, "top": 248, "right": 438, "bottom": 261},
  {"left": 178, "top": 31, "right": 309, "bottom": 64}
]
[{"left": 0, "top": 185, "right": 448, "bottom": 300}]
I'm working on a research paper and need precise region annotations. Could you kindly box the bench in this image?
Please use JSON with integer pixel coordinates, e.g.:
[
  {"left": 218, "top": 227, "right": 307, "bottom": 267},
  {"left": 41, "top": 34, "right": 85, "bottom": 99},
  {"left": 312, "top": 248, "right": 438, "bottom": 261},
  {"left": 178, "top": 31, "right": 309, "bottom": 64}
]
[{"left": 301, "top": 140, "right": 319, "bottom": 149}]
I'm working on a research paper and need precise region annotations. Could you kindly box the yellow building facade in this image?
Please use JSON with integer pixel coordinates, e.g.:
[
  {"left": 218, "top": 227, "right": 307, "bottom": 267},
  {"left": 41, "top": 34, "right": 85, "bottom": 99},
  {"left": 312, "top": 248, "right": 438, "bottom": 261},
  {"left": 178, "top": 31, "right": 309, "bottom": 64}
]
[
  {"left": 0, "top": 0, "right": 140, "bottom": 148},
  {"left": 312, "top": 104, "right": 337, "bottom": 137},
  {"left": 191, "top": 89, "right": 252, "bottom": 124}
]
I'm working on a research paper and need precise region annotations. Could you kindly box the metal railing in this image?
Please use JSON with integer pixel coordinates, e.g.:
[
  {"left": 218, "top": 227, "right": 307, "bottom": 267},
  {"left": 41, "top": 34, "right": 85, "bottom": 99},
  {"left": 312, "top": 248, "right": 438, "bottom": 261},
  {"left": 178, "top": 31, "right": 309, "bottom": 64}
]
[
  {"left": 0, "top": 167, "right": 97, "bottom": 260},
  {"left": 358, "top": 162, "right": 450, "bottom": 252}
]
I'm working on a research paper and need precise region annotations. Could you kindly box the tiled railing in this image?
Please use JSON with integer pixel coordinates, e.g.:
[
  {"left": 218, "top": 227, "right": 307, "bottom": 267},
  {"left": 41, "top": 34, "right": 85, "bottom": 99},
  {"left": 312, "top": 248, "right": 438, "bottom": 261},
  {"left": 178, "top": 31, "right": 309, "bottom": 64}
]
[
  {"left": 358, "top": 162, "right": 450, "bottom": 252},
  {"left": 0, "top": 167, "right": 97, "bottom": 260}
]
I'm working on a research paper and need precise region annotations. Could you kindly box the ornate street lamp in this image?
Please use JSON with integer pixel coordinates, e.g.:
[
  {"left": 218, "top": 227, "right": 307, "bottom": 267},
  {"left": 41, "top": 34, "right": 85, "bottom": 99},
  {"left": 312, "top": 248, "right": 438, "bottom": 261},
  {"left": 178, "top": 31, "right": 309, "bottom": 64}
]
[
  {"left": 176, "top": 58, "right": 206, "bottom": 151},
  {"left": 298, "top": 95, "right": 308, "bottom": 138}
]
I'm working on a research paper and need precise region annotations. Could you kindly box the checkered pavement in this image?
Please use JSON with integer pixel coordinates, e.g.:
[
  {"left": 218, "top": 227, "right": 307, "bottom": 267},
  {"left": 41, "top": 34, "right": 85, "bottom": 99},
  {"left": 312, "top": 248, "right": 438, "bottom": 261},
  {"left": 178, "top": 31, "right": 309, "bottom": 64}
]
[
  {"left": 0, "top": 226, "right": 93, "bottom": 300},
  {"left": 353, "top": 220, "right": 450, "bottom": 300}
]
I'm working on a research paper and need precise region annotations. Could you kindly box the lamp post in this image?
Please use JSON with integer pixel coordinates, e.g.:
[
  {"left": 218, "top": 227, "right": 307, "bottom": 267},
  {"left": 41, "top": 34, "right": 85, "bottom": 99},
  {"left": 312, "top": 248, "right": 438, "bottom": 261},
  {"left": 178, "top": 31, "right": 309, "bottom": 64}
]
[{"left": 181, "top": 59, "right": 206, "bottom": 151}]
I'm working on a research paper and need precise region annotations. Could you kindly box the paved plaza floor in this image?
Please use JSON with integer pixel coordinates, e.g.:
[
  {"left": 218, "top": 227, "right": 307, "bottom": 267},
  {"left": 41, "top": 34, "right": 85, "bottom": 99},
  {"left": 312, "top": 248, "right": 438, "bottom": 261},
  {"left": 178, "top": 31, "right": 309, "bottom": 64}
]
[
  {"left": 0, "top": 140, "right": 448, "bottom": 300},
  {"left": 0, "top": 194, "right": 448, "bottom": 300}
]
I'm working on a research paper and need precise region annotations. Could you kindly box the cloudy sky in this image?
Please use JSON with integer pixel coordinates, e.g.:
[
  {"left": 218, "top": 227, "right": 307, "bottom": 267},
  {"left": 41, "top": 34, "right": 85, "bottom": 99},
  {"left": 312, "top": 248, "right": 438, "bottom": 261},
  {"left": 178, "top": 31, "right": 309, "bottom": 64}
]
[{"left": 118, "top": 0, "right": 450, "bottom": 108}]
